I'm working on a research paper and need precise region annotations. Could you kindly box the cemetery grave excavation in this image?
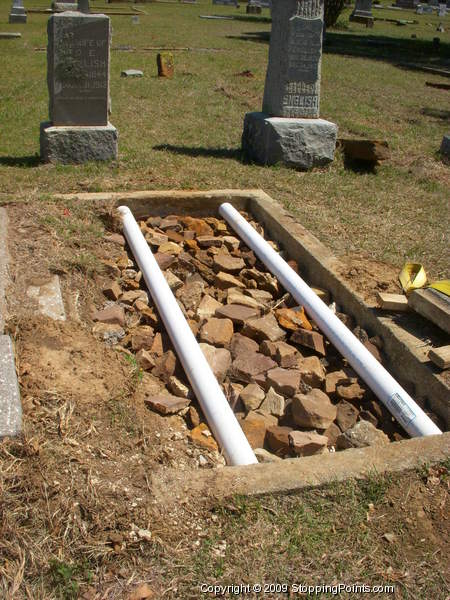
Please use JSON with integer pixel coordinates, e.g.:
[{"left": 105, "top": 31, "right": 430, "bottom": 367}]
[{"left": 82, "top": 202, "right": 443, "bottom": 468}]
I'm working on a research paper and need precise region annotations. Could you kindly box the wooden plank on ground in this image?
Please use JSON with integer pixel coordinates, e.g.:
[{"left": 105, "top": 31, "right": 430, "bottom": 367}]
[
  {"left": 408, "top": 288, "right": 450, "bottom": 335},
  {"left": 428, "top": 346, "right": 450, "bottom": 370},
  {"left": 376, "top": 292, "right": 409, "bottom": 311}
]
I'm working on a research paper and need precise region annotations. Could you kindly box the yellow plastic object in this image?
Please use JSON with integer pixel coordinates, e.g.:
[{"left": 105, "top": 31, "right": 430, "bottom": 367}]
[
  {"left": 429, "top": 280, "right": 450, "bottom": 297},
  {"left": 399, "top": 263, "right": 427, "bottom": 294}
]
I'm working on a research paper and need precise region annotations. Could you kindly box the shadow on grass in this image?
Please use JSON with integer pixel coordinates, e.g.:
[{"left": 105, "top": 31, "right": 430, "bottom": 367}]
[
  {"left": 324, "top": 32, "right": 450, "bottom": 68},
  {"left": 421, "top": 107, "right": 450, "bottom": 120},
  {"left": 228, "top": 29, "right": 450, "bottom": 70},
  {"left": 0, "top": 155, "right": 41, "bottom": 168},
  {"left": 343, "top": 156, "right": 378, "bottom": 173},
  {"left": 153, "top": 144, "right": 243, "bottom": 161},
  {"left": 232, "top": 15, "right": 272, "bottom": 24},
  {"left": 226, "top": 31, "right": 270, "bottom": 44}
]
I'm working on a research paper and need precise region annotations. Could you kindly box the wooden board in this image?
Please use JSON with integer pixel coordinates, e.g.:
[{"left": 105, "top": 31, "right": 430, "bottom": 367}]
[
  {"left": 376, "top": 292, "right": 409, "bottom": 311},
  {"left": 408, "top": 288, "right": 450, "bottom": 335},
  {"left": 429, "top": 346, "right": 450, "bottom": 370}
]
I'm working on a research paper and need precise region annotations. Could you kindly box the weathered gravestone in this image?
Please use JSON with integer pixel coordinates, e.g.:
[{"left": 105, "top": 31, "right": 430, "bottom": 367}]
[
  {"left": 438, "top": 4, "right": 447, "bottom": 15},
  {"left": 40, "top": 8, "right": 118, "bottom": 163},
  {"left": 9, "top": 0, "right": 27, "bottom": 23},
  {"left": 349, "top": 0, "right": 374, "bottom": 27},
  {"left": 247, "top": 1, "right": 262, "bottom": 13},
  {"left": 212, "top": 0, "right": 238, "bottom": 6},
  {"left": 52, "top": 0, "right": 79, "bottom": 11},
  {"left": 242, "top": 0, "right": 337, "bottom": 169},
  {"left": 394, "top": 0, "right": 419, "bottom": 7}
]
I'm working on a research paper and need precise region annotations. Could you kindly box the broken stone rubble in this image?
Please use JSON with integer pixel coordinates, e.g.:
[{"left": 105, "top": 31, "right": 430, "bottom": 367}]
[{"left": 90, "top": 212, "right": 399, "bottom": 465}]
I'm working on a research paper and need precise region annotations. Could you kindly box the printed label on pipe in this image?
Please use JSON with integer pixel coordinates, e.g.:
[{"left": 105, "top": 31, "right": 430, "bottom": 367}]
[{"left": 386, "top": 393, "right": 416, "bottom": 428}]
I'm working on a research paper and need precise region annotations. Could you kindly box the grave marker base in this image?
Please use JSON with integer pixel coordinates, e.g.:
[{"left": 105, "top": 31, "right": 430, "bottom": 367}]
[
  {"left": 242, "top": 112, "right": 337, "bottom": 170},
  {"left": 40, "top": 121, "right": 118, "bottom": 164}
]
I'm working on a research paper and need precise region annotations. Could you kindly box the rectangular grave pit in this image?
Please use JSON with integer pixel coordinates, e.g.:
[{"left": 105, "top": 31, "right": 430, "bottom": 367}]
[{"left": 55, "top": 189, "right": 449, "bottom": 496}]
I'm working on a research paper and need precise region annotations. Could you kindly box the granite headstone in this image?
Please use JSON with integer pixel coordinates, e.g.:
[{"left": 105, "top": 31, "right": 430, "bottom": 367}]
[
  {"left": 263, "top": 0, "right": 323, "bottom": 118},
  {"left": 9, "top": 0, "right": 27, "bottom": 23},
  {"left": 349, "top": 0, "right": 374, "bottom": 26},
  {"left": 47, "top": 12, "right": 110, "bottom": 126},
  {"left": 242, "top": 0, "right": 337, "bottom": 170},
  {"left": 41, "top": 10, "right": 118, "bottom": 163},
  {"left": 52, "top": 0, "right": 79, "bottom": 11}
]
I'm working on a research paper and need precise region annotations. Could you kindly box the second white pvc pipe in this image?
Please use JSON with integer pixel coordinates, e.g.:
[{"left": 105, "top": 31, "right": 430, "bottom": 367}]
[
  {"left": 219, "top": 202, "right": 441, "bottom": 438},
  {"left": 118, "top": 206, "right": 257, "bottom": 466}
]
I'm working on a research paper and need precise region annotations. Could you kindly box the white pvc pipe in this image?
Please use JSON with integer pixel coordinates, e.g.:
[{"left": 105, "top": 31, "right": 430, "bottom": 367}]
[
  {"left": 118, "top": 206, "right": 258, "bottom": 466},
  {"left": 219, "top": 202, "right": 441, "bottom": 438}
]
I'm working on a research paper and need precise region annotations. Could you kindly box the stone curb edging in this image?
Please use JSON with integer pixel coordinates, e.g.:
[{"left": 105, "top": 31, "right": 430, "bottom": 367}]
[
  {"left": 0, "top": 207, "right": 23, "bottom": 438},
  {"left": 151, "top": 432, "right": 450, "bottom": 503}
]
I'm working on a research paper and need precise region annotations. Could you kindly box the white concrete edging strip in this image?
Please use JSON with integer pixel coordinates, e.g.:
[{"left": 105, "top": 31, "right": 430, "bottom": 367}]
[
  {"left": 118, "top": 205, "right": 257, "bottom": 467},
  {"left": 219, "top": 202, "right": 441, "bottom": 438}
]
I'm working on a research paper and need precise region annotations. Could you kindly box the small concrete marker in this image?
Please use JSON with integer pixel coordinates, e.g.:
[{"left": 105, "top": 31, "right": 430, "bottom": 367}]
[
  {"left": 0, "top": 32, "right": 22, "bottom": 38},
  {"left": 121, "top": 69, "right": 144, "bottom": 77},
  {"left": 26, "top": 275, "right": 66, "bottom": 321},
  {"left": 0, "top": 336, "right": 22, "bottom": 438}
]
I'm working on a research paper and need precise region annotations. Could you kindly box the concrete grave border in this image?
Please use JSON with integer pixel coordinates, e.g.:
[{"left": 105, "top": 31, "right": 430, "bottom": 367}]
[
  {"left": 51, "top": 188, "right": 449, "bottom": 495},
  {"left": 0, "top": 207, "right": 23, "bottom": 438},
  {"left": 57, "top": 188, "right": 449, "bottom": 427}
]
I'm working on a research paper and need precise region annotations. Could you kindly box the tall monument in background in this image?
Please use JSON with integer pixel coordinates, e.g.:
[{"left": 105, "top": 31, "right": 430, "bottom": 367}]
[{"left": 242, "top": 0, "right": 337, "bottom": 170}]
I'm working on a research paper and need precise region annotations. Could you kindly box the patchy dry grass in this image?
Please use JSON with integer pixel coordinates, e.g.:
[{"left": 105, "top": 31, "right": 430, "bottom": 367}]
[{"left": 0, "top": 0, "right": 448, "bottom": 277}]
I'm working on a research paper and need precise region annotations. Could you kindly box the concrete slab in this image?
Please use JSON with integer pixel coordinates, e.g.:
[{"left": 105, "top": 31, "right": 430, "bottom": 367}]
[
  {"left": 0, "top": 335, "right": 22, "bottom": 437},
  {"left": 26, "top": 274, "right": 66, "bottom": 321}
]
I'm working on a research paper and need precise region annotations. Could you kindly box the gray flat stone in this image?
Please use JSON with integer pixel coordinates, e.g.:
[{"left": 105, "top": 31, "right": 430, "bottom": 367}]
[
  {"left": 121, "top": 69, "right": 144, "bottom": 77},
  {"left": 440, "top": 134, "right": 450, "bottom": 158},
  {"left": 40, "top": 121, "right": 118, "bottom": 164},
  {"left": 0, "top": 32, "right": 22, "bottom": 38},
  {"left": 0, "top": 208, "right": 9, "bottom": 333},
  {"left": 26, "top": 274, "right": 66, "bottom": 321},
  {"left": 242, "top": 112, "right": 337, "bottom": 170},
  {"left": 9, "top": 14, "right": 27, "bottom": 23},
  {"left": 0, "top": 335, "right": 22, "bottom": 437}
]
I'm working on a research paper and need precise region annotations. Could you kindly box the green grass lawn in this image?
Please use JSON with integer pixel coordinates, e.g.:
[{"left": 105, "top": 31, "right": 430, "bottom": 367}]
[{"left": 0, "top": 0, "right": 448, "bottom": 277}]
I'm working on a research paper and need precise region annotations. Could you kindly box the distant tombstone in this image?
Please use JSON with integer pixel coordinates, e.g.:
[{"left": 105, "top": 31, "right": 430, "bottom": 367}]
[
  {"left": 242, "top": 0, "right": 337, "bottom": 170},
  {"left": 157, "top": 52, "right": 174, "bottom": 78},
  {"left": 394, "top": 0, "right": 419, "bottom": 7},
  {"left": 416, "top": 4, "right": 424, "bottom": 12},
  {"left": 52, "top": 0, "right": 78, "bottom": 11},
  {"left": 259, "top": 0, "right": 271, "bottom": 7},
  {"left": 40, "top": 10, "right": 118, "bottom": 163},
  {"left": 440, "top": 134, "right": 450, "bottom": 159},
  {"left": 438, "top": 3, "right": 446, "bottom": 15},
  {"left": 247, "top": 1, "right": 262, "bottom": 13},
  {"left": 422, "top": 4, "right": 433, "bottom": 11},
  {"left": 350, "top": 0, "right": 374, "bottom": 26},
  {"left": 212, "top": 0, "right": 238, "bottom": 6},
  {"left": 9, "top": 0, "right": 27, "bottom": 23}
]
